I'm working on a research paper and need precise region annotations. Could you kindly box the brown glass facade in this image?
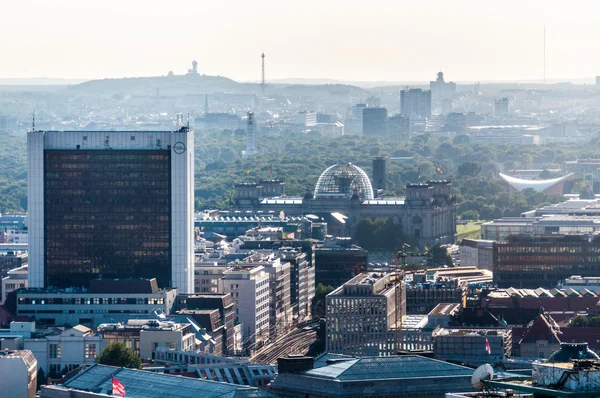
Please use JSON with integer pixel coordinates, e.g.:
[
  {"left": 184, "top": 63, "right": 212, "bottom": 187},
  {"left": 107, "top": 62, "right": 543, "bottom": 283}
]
[
  {"left": 44, "top": 150, "right": 171, "bottom": 288},
  {"left": 493, "top": 235, "right": 600, "bottom": 288}
]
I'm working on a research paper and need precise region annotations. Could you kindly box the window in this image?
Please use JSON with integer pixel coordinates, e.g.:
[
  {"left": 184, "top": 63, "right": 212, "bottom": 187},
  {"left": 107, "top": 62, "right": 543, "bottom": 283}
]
[
  {"left": 49, "top": 343, "right": 61, "bottom": 359},
  {"left": 85, "top": 344, "right": 97, "bottom": 359}
]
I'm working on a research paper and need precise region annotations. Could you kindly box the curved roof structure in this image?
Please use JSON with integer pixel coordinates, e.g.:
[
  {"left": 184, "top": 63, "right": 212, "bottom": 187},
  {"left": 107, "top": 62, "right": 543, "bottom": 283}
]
[
  {"left": 499, "top": 173, "right": 573, "bottom": 192},
  {"left": 314, "top": 163, "right": 374, "bottom": 200}
]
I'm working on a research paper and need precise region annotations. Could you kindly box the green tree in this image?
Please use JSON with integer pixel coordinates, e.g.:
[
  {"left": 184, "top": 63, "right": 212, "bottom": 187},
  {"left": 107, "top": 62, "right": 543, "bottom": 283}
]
[
  {"left": 430, "top": 244, "right": 453, "bottom": 267},
  {"left": 95, "top": 342, "right": 142, "bottom": 369},
  {"left": 312, "top": 283, "right": 334, "bottom": 317},
  {"left": 570, "top": 315, "right": 589, "bottom": 327},
  {"left": 37, "top": 368, "right": 46, "bottom": 390},
  {"left": 458, "top": 162, "right": 482, "bottom": 177},
  {"left": 580, "top": 185, "right": 595, "bottom": 199}
]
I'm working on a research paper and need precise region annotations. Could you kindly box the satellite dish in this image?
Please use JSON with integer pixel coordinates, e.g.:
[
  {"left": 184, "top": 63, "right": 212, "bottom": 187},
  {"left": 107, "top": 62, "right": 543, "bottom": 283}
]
[{"left": 471, "top": 364, "right": 494, "bottom": 391}]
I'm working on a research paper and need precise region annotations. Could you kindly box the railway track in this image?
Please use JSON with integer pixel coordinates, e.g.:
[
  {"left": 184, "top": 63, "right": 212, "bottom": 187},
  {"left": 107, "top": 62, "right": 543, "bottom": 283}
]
[{"left": 250, "top": 320, "right": 319, "bottom": 364}]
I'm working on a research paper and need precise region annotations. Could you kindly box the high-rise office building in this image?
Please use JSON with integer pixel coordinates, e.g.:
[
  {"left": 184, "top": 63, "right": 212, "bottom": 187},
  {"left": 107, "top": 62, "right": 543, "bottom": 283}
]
[
  {"left": 326, "top": 272, "right": 406, "bottom": 356},
  {"left": 27, "top": 129, "right": 195, "bottom": 292},
  {"left": 429, "top": 71, "right": 456, "bottom": 100},
  {"left": 362, "top": 107, "right": 388, "bottom": 136},
  {"left": 495, "top": 98, "right": 509, "bottom": 116},
  {"left": 400, "top": 89, "right": 432, "bottom": 120}
]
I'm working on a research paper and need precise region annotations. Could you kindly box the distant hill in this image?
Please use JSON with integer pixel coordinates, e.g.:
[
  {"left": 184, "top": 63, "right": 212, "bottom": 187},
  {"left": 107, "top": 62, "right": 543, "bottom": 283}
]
[
  {"left": 67, "top": 74, "right": 370, "bottom": 98},
  {"left": 0, "top": 78, "right": 87, "bottom": 85},
  {"left": 69, "top": 74, "right": 248, "bottom": 96}
]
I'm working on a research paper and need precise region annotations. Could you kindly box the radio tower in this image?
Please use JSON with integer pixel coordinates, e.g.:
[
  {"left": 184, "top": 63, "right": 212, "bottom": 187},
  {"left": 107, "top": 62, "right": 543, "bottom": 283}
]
[{"left": 260, "top": 52, "right": 266, "bottom": 97}]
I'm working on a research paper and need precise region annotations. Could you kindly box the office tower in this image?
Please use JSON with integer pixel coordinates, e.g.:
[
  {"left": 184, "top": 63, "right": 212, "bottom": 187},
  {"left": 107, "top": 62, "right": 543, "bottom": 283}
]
[
  {"left": 400, "top": 89, "right": 432, "bottom": 120},
  {"left": 27, "top": 129, "right": 195, "bottom": 292},
  {"left": 429, "top": 71, "right": 456, "bottom": 100},
  {"left": 220, "top": 265, "right": 270, "bottom": 346},
  {"left": 362, "top": 107, "right": 388, "bottom": 136},
  {"left": 493, "top": 235, "right": 600, "bottom": 288},
  {"left": 494, "top": 98, "right": 509, "bottom": 116},
  {"left": 596, "top": 76, "right": 600, "bottom": 86},
  {"left": 295, "top": 111, "right": 317, "bottom": 127},
  {"left": 388, "top": 115, "right": 411, "bottom": 140},
  {"left": 326, "top": 272, "right": 406, "bottom": 356},
  {"left": 344, "top": 104, "right": 367, "bottom": 135},
  {"left": 246, "top": 112, "right": 255, "bottom": 156},
  {"left": 372, "top": 156, "right": 386, "bottom": 191}
]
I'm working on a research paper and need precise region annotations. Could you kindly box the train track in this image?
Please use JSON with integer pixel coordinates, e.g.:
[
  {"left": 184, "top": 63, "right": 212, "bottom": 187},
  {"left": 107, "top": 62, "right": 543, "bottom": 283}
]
[{"left": 250, "top": 320, "right": 319, "bottom": 364}]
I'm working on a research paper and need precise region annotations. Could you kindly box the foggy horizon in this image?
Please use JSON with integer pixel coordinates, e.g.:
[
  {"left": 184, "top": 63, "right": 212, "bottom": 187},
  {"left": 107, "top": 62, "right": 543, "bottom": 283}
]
[{"left": 3, "top": 0, "right": 600, "bottom": 83}]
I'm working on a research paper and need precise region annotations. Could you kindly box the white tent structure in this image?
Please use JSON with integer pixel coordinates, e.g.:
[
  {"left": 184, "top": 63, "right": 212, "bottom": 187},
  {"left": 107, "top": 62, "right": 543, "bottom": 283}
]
[{"left": 499, "top": 173, "right": 573, "bottom": 192}]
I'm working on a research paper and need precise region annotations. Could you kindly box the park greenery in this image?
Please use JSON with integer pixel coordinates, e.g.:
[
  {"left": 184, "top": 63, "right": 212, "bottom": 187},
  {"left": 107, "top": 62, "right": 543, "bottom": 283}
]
[
  {"left": 2, "top": 129, "right": 600, "bottom": 223},
  {"left": 569, "top": 315, "right": 600, "bottom": 328},
  {"left": 95, "top": 342, "right": 142, "bottom": 369}
]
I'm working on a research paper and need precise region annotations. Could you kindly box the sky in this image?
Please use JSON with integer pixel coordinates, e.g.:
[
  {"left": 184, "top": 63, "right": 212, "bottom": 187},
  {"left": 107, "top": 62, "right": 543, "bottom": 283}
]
[{"left": 2, "top": 0, "right": 600, "bottom": 83}]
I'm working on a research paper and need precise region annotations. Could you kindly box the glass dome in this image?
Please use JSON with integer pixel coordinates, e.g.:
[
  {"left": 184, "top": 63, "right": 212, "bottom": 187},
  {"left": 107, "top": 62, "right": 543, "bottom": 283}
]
[
  {"left": 314, "top": 163, "right": 374, "bottom": 200},
  {"left": 547, "top": 343, "right": 600, "bottom": 363}
]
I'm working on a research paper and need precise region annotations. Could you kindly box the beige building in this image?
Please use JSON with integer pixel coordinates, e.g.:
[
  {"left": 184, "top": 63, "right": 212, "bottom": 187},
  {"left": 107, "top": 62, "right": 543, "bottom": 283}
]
[
  {"left": 98, "top": 320, "right": 195, "bottom": 360},
  {"left": 0, "top": 349, "right": 37, "bottom": 398},
  {"left": 326, "top": 272, "right": 406, "bottom": 356}
]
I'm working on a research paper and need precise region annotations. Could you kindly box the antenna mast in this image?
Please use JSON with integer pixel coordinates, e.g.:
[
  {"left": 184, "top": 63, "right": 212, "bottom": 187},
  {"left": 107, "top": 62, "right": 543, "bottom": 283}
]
[
  {"left": 260, "top": 52, "right": 266, "bottom": 97},
  {"left": 32, "top": 110, "right": 35, "bottom": 132},
  {"left": 543, "top": 25, "right": 546, "bottom": 85}
]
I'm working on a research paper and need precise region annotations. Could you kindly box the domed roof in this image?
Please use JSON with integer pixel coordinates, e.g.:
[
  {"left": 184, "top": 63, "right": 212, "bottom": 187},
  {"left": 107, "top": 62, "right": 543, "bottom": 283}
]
[
  {"left": 314, "top": 163, "right": 374, "bottom": 200},
  {"left": 547, "top": 343, "right": 600, "bottom": 363}
]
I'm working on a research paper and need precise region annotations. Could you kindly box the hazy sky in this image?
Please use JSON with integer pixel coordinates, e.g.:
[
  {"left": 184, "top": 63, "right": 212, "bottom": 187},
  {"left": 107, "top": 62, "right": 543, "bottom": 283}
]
[{"left": 3, "top": 0, "right": 600, "bottom": 82}]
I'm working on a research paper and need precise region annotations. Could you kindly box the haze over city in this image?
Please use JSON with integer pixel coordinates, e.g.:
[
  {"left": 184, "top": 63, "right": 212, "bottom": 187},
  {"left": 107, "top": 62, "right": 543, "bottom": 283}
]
[
  {"left": 6, "top": 2, "right": 600, "bottom": 397},
  {"left": 3, "top": 0, "right": 600, "bottom": 82}
]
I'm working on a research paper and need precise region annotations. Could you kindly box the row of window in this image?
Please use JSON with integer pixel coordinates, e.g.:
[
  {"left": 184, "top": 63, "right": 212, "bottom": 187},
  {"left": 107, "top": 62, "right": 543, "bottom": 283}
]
[
  {"left": 19, "top": 297, "right": 165, "bottom": 305},
  {"left": 49, "top": 343, "right": 96, "bottom": 359}
]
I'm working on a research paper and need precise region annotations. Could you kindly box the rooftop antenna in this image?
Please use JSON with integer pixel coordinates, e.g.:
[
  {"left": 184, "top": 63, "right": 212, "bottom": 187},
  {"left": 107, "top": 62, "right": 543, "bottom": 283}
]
[
  {"left": 187, "top": 112, "right": 190, "bottom": 129},
  {"left": 32, "top": 110, "right": 35, "bottom": 132}
]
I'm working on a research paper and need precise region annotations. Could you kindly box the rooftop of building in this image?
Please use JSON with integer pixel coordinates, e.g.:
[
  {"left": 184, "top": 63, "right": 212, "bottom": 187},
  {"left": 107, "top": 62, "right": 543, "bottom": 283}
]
[
  {"left": 0, "top": 349, "right": 37, "bottom": 368},
  {"left": 435, "top": 328, "right": 510, "bottom": 337},
  {"left": 402, "top": 314, "right": 429, "bottom": 329},
  {"left": 487, "top": 287, "right": 600, "bottom": 299},
  {"left": 429, "top": 303, "right": 462, "bottom": 316},
  {"left": 97, "top": 320, "right": 190, "bottom": 333},
  {"left": 301, "top": 354, "right": 473, "bottom": 381},
  {"left": 18, "top": 279, "right": 172, "bottom": 295},
  {"left": 329, "top": 272, "right": 401, "bottom": 297},
  {"left": 52, "top": 364, "right": 274, "bottom": 398}
]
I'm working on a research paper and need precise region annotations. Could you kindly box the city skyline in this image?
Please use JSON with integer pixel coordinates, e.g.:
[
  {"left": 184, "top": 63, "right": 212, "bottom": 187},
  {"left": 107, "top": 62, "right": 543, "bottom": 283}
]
[{"left": 3, "top": 0, "right": 600, "bottom": 82}]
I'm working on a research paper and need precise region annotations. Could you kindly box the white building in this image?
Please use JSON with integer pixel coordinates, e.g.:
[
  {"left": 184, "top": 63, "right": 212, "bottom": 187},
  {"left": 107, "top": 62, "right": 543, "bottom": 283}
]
[
  {"left": 27, "top": 129, "right": 194, "bottom": 292},
  {"left": 295, "top": 111, "right": 317, "bottom": 127},
  {"left": 16, "top": 281, "right": 178, "bottom": 327},
  {"left": 25, "top": 325, "right": 101, "bottom": 375},
  {"left": 7, "top": 229, "right": 28, "bottom": 244},
  {"left": 2, "top": 264, "right": 27, "bottom": 303},
  {"left": 220, "top": 265, "right": 270, "bottom": 347},
  {"left": 98, "top": 319, "right": 195, "bottom": 360},
  {"left": 0, "top": 349, "right": 37, "bottom": 398}
]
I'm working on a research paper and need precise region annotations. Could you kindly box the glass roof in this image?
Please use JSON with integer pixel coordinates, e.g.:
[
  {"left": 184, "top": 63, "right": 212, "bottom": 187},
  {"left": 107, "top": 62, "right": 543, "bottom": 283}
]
[
  {"left": 304, "top": 355, "right": 473, "bottom": 381},
  {"left": 314, "top": 163, "right": 374, "bottom": 200},
  {"left": 62, "top": 364, "right": 274, "bottom": 398}
]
